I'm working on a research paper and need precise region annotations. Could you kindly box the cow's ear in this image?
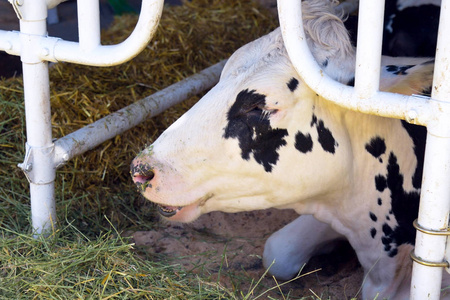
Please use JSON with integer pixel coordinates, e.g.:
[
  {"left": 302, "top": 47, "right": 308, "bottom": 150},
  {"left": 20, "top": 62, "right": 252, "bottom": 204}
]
[
  {"left": 379, "top": 59, "right": 434, "bottom": 96},
  {"left": 302, "top": 0, "right": 356, "bottom": 84}
]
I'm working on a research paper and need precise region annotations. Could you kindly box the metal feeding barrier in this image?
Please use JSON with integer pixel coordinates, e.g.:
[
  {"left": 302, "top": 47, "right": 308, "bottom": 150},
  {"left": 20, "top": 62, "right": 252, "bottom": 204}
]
[
  {"left": 0, "top": 0, "right": 224, "bottom": 237},
  {"left": 0, "top": 0, "right": 449, "bottom": 298},
  {"left": 278, "top": 0, "right": 450, "bottom": 299}
]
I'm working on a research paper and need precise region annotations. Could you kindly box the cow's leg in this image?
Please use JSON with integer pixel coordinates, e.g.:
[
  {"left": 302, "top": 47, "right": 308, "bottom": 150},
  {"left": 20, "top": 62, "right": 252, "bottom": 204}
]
[{"left": 262, "top": 214, "right": 345, "bottom": 280}]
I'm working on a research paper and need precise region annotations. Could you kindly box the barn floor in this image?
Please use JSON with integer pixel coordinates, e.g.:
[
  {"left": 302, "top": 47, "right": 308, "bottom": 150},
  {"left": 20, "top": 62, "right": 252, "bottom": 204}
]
[
  {"left": 129, "top": 209, "right": 363, "bottom": 299},
  {"left": 1, "top": 1, "right": 364, "bottom": 298}
]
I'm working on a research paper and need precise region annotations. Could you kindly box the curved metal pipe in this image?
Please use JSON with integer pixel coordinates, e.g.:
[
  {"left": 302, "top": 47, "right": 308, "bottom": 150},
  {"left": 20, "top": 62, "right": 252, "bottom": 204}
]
[
  {"left": 0, "top": 0, "right": 164, "bottom": 67},
  {"left": 51, "top": 0, "right": 164, "bottom": 66},
  {"left": 276, "top": 0, "right": 435, "bottom": 126}
]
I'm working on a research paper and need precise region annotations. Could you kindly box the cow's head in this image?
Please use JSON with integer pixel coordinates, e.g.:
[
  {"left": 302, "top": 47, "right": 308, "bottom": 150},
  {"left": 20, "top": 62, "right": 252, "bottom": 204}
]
[{"left": 130, "top": 0, "right": 357, "bottom": 222}]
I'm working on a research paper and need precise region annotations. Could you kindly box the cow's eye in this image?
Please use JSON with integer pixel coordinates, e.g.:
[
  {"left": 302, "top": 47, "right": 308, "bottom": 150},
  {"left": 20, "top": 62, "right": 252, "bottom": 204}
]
[{"left": 245, "top": 104, "right": 277, "bottom": 121}]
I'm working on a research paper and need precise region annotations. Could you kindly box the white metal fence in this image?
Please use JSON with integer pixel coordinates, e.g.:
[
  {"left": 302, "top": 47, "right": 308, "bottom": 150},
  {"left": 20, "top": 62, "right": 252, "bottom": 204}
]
[
  {"left": 278, "top": 0, "right": 450, "bottom": 299},
  {"left": 0, "top": 0, "right": 449, "bottom": 298},
  {"left": 0, "top": 0, "right": 223, "bottom": 235}
]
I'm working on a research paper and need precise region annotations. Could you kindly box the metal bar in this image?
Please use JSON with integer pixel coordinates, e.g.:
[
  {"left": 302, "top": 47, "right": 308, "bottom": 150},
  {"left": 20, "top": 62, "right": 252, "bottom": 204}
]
[
  {"left": 276, "top": 0, "right": 435, "bottom": 126},
  {"left": 52, "top": 0, "right": 163, "bottom": 66},
  {"left": 278, "top": 0, "right": 450, "bottom": 299},
  {"left": 0, "top": 0, "right": 163, "bottom": 66},
  {"left": 0, "top": 0, "right": 164, "bottom": 236},
  {"left": 410, "top": 0, "right": 450, "bottom": 298},
  {"left": 53, "top": 60, "right": 226, "bottom": 167},
  {"left": 77, "top": 0, "right": 100, "bottom": 51},
  {"left": 353, "top": 0, "right": 384, "bottom": 99},
  {"left": 411, "top": 251, "right": 449, "bottom": 268},
  {"left": 17, "top": 0, "right": 57, "bottom": 236}
]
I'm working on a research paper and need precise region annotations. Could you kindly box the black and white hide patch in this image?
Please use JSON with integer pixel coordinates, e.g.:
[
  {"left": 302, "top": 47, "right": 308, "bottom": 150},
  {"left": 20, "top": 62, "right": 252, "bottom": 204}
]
[
  {"left": 294, "top": 114, "right": 338, "bottom": 154},
  {"left": 311, "top": 114, "right": 338, "bottom": 153},
  {"left": 385, "top": 65, "right": 415, "bottom": 76},
  {"left": 224, "top": 89, "right": 288, "bottom": 172},
  {"left": 365, "top": 123, "right": 426, "bottom": 257}
]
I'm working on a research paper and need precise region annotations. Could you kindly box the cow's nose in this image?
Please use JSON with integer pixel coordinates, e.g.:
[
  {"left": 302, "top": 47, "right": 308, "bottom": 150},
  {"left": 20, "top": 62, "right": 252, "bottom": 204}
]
[{"left": 130, "top": 162, "right": 155, "bottom": 190}]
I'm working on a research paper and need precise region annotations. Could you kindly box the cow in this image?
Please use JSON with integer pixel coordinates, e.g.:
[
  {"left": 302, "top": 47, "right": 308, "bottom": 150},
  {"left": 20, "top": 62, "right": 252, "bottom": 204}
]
[
  {"left": 130, "top": 0, "right": 450, "bottom": 299},
  {"left": 339, "top": 0, "right": 440, "bottom": 57}
]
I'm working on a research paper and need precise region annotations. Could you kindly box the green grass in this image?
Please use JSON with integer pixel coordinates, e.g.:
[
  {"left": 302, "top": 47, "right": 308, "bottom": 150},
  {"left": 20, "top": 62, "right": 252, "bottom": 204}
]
[{"left": 0, "top": 220, "right": 238, "bottom": 300}]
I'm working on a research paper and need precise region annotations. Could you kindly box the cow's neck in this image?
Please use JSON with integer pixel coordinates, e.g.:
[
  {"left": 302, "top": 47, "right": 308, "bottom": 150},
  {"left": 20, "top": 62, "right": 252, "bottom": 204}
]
[{"left": 309, "top": 101, "right": 422, "bottom": 277}]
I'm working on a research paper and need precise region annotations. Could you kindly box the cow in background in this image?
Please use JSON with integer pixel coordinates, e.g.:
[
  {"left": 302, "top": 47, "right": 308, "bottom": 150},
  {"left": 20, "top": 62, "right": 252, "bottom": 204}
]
[{"left": 339, "top": 0, "right": 440, "bottom": 57}]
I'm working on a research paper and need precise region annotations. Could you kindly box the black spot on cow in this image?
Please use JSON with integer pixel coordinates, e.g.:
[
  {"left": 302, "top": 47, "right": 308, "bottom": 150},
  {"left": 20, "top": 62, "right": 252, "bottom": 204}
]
[
  {"left": 401, "top": 121, "right": 426, "bottom": 189},
  {"left": 382, "top": 223, "right": 393, "bottom": 236},
  {"left": 310, "top": 114, "right": 338, "bottom": 153},
  {"left": 287, "top": 77, "right": 299, "bottom": 92},
  {"left": 378, "top": 152, "right": 421, "bottom": 257},
  {"left": 369, "top": 212, "right": 377, "bottom": 222},
  {"left": 224, "top": 89, "right": 288, "bottom": 172},
  {"left": 365, "top": 136, "right": 386, "bottom": 159},
  {"left": 295, "top": 131, "right": 313, "bottom": 153},
  {"left": 381, "top": 236, "right": 392, "bottom": 251},
  {"left": 386, "top": 65, "right": 415, "bottom": 75},
  {"left": 386, "top": 153, "right": 420, "bottom": 244},
  {"left": 375, "top": 175, "right": 387, "bottom": 192},
  {"left": 316, "top": 121, "right": 337, "bottom": 153},
  {"left": 377, "top": 198, "right": 382, "bottom": 206},
  {"left": 386, "top": 215, "right": 390, "bottom": 221},
  {"left": 310, "top": 114, "right": 317, "bottom": 127},
  {"left": 388, "top": 248, "right": 398, "bottom": 257},
  {"left": 370, "top": 228, "right": 377, "bottom": 238}
]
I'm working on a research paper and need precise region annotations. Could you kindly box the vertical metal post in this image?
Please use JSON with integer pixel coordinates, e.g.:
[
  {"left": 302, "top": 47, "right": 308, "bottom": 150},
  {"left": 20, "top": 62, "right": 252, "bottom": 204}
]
[
  {"left": 410, "top": 0, "right": 450, "bottom": 298},
  {"left": 17, "top": 0, "right": 57, "bottom": 236},
  {"left": 1, "top": 0, "right": 164, "bottom": 236},
  {"left": 278, "top": 0, "right": 450, "bottom": 298},
  {"left": 77, "top": 0, "right": 101, "bottom": 51},
  {"left": 353, "top": 0, "right": 384, "bottom": 99}
]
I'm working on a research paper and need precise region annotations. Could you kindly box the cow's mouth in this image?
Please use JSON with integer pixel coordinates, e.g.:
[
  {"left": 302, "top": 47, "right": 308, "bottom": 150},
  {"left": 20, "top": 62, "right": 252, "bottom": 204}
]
[
  {"left": 157, "top": 205, "right": 183, "bottom": 218},
  {"left": 155, "top": 193, "right": 214, "bottom": 219}
]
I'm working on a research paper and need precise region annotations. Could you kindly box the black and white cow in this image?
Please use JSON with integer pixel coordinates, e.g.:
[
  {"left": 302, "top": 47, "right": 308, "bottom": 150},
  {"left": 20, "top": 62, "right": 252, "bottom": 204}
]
[
  {"left": 131, "top": 0, "right": 449, "bottom": 298},
  {"left": 339, "top": 0, "right": 440, "bottom": 57}
]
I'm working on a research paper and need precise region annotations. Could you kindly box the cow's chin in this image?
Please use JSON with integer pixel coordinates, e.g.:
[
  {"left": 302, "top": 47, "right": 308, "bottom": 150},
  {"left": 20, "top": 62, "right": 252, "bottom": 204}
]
[{"left": 155, "top": 201, "right": 202, "bottom": 223}]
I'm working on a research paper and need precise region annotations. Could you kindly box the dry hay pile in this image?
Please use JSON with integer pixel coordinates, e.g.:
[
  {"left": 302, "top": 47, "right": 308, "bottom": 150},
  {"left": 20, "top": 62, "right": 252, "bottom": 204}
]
[{"left": 0, "top": 0, "right": 278, "bottom": 233}]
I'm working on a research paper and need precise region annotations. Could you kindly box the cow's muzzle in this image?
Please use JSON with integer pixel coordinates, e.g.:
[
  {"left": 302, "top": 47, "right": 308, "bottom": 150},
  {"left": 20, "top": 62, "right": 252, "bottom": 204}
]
[{"left": 131, "top": 161, "right": 185, "bottom": 218}]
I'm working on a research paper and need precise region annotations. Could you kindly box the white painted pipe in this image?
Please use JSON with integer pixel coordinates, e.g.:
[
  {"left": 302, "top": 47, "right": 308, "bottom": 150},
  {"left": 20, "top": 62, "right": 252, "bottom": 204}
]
[
  {"left": 0, "top": 0, "right": 163, "bottom": 66},
  {"left": 277, "top": 0, "right": 435, "bottom": 126},
  {"left": 50, "top": 0, "right": 163, "bottom": 66},
  {"left": 353, "top": 0, "right": 384, "bottom": 99},
  {"left": 53, "top": 60, "right": 226, "bottom": 167},
  {"left": 18, "top": 0, "right": 57, "bottom": 236},
  {"left": 77, "top": 0, "right": 100, "bottom": 51},
  {"left": 410, "top": 0, "right": 450, "bottom": 299},
  {"left": 1, "top": 0, "right": 164, "bottom": 236}
]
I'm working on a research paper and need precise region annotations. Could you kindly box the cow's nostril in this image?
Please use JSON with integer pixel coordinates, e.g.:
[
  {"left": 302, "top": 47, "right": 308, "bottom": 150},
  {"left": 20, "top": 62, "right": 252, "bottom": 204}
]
[
  {"left": 131, "top": 163, "right": 155, "bottom": 190},
  {"left": 133, "top": 172, "right": 154, "bottom": 184}
]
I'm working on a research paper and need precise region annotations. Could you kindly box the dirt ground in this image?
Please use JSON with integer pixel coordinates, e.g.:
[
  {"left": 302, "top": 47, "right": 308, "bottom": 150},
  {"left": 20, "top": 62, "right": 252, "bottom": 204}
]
[{"left": 130, "top": 209, "right": 364, "bottom": 299}]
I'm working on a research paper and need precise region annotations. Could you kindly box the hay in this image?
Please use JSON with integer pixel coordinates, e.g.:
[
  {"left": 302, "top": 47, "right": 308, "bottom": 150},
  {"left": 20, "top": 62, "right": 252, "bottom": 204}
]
[
  {"left": 0, "top": 223, "right": 238, "bottom": 299},
  {"left": 0, "top": 0, "right": 278, "bottom": 233}
]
